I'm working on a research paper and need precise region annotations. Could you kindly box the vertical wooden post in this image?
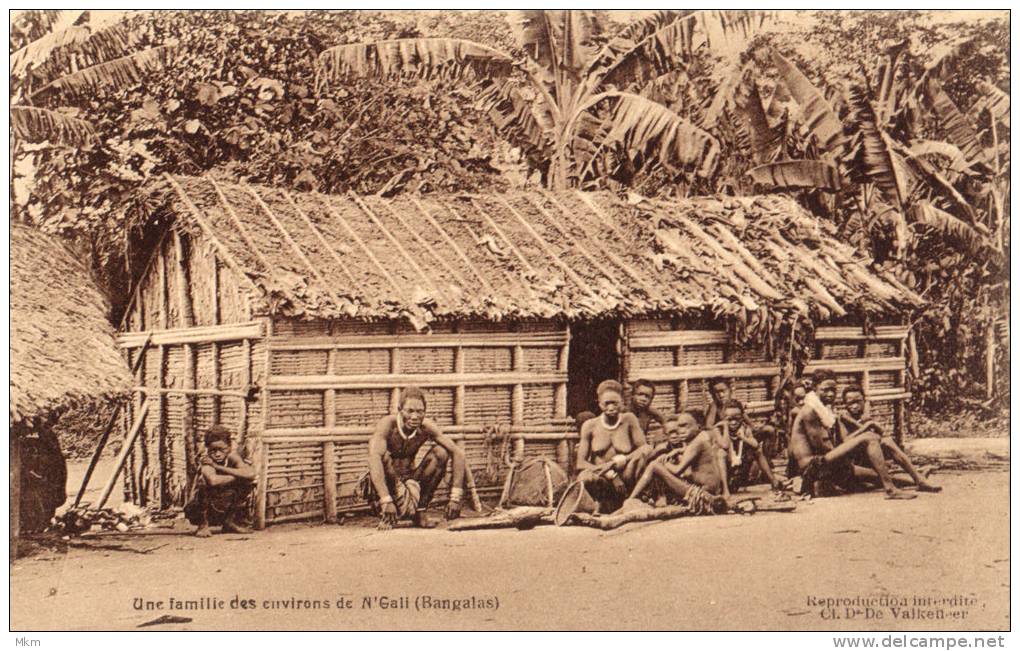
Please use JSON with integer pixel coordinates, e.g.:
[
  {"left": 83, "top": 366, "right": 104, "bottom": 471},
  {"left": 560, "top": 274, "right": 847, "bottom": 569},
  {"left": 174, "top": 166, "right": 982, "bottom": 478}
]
[
  {"left": 157, "top": 246, "right": 168, "bottom": 329},
  {"left": 555, "top": 327, "right": 569, "bottom": 418},
  {"left": 895, "top": 338, "right": 907, "bottom": 444},
  {"left": 255, "top": 443, "right": 269, "bottom": 530},
  {"left": 10, "top": 437, "right": 21, "bottom": 561},
  {"left": 861, "top": 369, "right": 871, "bottom": 420},
  {"left": 556, "top": 439, "right": 569, "bottom": 468},
  {"left": 183, "top": 342, "right": 197, "bottom": 493},
  {"left": 156, "top": 344, "right": 168, "bottom": 508},
  {"left": 453, "top": 343, "right": 465, "bottom": 425},
  {"left": 322, "top": 347, "right": 337, "bottom": 521},
  {"left": 322, "top": 441, "right": 337, "bottom": 523},
  {"left": 390, "top": 346, "right": 402, "bottom": 413},
  {"left": 212, "top": 254, "right": 221, "bottom": 325},
  {"left": 512, "top": 344, "right": 524, "bottom": 425},
  {"left": 212, "top": 342, "right": 222, "bottom": 423},
  {"left": 255, "top": 318, "right": 273, "bottom": 530},
  {"left": 240, "top": 338, "right": 251, "bottom": 442}
]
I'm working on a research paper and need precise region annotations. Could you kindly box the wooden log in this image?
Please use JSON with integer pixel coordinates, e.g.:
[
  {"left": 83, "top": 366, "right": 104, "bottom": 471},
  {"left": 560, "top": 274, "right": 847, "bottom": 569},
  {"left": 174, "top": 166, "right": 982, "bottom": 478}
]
[
  {"left": 861, "top": 369, "right": 872, "bottom": 420},
  {"left": 266, "top": 332, "right": 568, "bottom": 351},
  {"left": 267, "top": 371, "right": 566, "bottom": 391},
  {"left": 908, "top": 331, "right": 921, "bottom": 379},
  {"left": 569, "top": 505, "right": 696, "bottom": 530},
  {"left": 322, "top": 441, "right": 337, "bottom": 523},
  {"left": 453, "top": 343, "right": 465, "bottom": 425},
  {"left": 815, "top": 325, "right": 910, "bottom": 341},
  {"left": 117, "top": 322, "right": 263, "bottom": 348},
  {"left": 213, "top": 341, "right": 222, "bottom": 423},
  {"left": 97, "top": 402, "right": 151, "bottom": 509},
  {"left": 447, "top": 506, "right": 552, "bottom": 531},
  {"left": 134, "top": 387, "right": 251, "bottom": 399}
]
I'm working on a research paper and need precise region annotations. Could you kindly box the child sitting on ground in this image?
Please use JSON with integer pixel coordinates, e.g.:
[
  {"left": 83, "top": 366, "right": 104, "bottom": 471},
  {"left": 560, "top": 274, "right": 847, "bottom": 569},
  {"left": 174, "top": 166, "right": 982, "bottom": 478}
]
[{"left": 185, "top": 425, "right": 256, "bottom": 537}]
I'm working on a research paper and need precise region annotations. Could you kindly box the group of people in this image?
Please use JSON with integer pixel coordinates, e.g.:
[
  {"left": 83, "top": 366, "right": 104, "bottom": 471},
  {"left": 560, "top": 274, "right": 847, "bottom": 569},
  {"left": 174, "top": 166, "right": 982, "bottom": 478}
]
[{"left": 184, "top": 371, "right": 941, "bottom": 536}]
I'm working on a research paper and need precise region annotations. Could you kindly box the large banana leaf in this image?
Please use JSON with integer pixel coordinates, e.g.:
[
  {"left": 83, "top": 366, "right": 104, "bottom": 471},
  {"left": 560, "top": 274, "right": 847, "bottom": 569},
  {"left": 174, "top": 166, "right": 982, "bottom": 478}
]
[
  {"left": 10, "top": 25, "right": 91, "bottom": 77},
  {"left": 11, "top": 106, "right": 96, "bottom": 146},
  {"left": 736, "top": 75, "right": 782, "bottom": 163},
  {"left": 593, "top": 11, "right": 766, "bottom": 92},
  {"left": 31, "top": 44, "right": 176, "bottom": 99},
  {"left": 926, "top": 79, "right": 985, "bottom": 164},
  {"left": 316, "top": 38, "right": 514, "bottom": 88},
  {"left": 476, "top": 79, "right": 550, "bottom": 151},
  {"left": 977, "top": 80, "right": 1009, "bottom": 129},
  {"left": 910, "top": 200, "right": 992, "bottom": 255},
  {"left": 771, "top": 51, "right": 846, "bottom": 155},
  {"left": 848, "top": 86, "right": 913, "bottom": 209},
  {"left": 747, "top": 159, "right": 841, "bottom": 191},
  {"left": 578, "top": 92, "right": 720, "bottom": 179},
  {"left": 27, "top": 22, "right": 137, "bottom": 88},
  {"left": 511, "top": 10, "right": 600, "bottom": 78},
  {"left": 11, "top": 10, "right": 84, "bottom": 46}
]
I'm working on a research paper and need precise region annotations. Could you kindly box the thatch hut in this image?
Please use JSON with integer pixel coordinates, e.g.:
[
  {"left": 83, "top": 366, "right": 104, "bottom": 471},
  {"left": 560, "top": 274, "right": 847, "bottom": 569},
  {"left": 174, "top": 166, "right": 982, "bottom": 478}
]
[
  {"left": 115, "top": 174, "right": 923, "bottom": 527},
  {"left": 10, "top": 223, "right": 132, "bottom": 549}
]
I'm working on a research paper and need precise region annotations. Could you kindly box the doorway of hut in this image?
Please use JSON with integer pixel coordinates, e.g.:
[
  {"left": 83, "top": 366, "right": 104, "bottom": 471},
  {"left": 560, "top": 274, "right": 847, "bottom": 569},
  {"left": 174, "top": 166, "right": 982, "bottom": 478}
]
[{"left": 567, "top": 320, "right": 622, "bottom": 422}]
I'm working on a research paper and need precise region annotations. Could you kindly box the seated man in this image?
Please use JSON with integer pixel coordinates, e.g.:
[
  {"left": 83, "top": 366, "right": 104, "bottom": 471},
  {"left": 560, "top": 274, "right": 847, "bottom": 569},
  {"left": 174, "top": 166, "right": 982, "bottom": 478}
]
[
  {"left": 838, "top": 385, "right": 940, "bottom": 493},
  {"left": 790, "top": 369, "right": 914, "bottom": 500},
  {"left": 627, "top": 410, "right": 728, "bottom": 513},
  {"left": 716, "top": 399, "right": 784, "bottom": 492},
  {"left": 576, "top": 379, "right": 652, "bottom": 514},
  {"left": 363, "top": 386, "right": 467, "bottom": 529},
  {"left": 185, "top": 425, "right": 256, "bottom": 537},
  {"left": 626, "top": 379, "right": 666, "bottom": 443}
]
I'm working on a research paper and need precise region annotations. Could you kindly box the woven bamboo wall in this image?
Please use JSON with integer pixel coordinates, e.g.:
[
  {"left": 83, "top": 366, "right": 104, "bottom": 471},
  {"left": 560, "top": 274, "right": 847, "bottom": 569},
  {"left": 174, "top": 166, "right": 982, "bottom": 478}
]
[
  {"left": 258, "top": 318, "right": 573, "bottom": 525},
  {"left": 621, "top": 318, "right": 778, "bottom": 444},
  {"left": 807, "top": 325, "right": 911, "bottom": 438},
  {"left": 622, "top": 319, "right": 912, "bottom": 445},
  {"left": 117, "top": 228, "right": 264, "bottom": 509}
]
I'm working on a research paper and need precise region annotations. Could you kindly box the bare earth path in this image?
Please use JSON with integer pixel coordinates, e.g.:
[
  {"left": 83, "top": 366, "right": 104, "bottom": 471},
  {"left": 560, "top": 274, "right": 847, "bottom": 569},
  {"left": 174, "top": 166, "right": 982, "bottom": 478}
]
[{"left": 10, "top": 471, "right": 1008, "bottom": 631}]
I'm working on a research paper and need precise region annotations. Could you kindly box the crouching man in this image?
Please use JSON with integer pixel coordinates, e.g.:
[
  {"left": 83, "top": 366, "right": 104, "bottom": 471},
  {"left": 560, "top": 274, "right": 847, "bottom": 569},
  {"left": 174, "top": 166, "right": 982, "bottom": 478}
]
[
  {"left": 363, "top": 386, "right": 466, "bottom": 529},
  {"left": 185, "top": 425, "right": 255, "bottom": 537}
]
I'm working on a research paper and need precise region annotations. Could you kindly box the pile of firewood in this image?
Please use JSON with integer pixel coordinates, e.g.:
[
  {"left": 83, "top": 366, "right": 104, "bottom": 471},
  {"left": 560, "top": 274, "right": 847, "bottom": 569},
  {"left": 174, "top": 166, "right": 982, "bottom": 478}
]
[{"left": 51, "top": 503, "right": 155, "bottom": 536}]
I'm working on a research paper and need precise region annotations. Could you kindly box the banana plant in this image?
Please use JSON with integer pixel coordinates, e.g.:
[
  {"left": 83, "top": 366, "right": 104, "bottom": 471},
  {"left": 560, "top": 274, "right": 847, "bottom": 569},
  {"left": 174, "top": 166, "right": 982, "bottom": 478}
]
[
  {"left": 316, "top": 10, "right": 770, "bottom": 189},
  {"left": 10, "top": 10, "right": 176, "bottom": 148}
]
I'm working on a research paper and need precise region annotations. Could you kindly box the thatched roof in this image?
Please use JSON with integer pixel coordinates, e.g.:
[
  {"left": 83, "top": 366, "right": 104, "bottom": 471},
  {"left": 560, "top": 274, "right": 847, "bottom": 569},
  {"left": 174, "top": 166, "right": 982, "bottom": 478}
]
[
  {"left": 143, "top": 175, "right": 922, "bottom": 329},
  {"left": 10, "top": 224, "right": 131, "bottom": 431}
]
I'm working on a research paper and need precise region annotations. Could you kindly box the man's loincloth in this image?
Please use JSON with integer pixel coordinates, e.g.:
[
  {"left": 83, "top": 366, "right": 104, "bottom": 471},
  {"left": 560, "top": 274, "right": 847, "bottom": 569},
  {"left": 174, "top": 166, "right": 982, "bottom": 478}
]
[
  {"left": 800, "top": 454, "right": 857, "bottom": 493},
  {"left": 358, "top": 473, "right": 421, "bottom": 518}
]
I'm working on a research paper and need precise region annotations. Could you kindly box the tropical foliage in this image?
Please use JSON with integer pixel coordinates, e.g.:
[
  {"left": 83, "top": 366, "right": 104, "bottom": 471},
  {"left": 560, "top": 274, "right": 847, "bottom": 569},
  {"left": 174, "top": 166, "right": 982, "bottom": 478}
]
[
  {"left": 318, "top": 10, "right": 773, "bottom": 190},
  {"left": 11, "top": 10, "right": 1010, "bottom": 420}
]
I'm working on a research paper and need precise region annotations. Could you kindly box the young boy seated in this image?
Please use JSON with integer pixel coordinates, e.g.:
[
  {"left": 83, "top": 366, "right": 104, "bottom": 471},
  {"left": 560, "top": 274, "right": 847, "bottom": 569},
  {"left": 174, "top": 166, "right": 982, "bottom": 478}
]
[
  {"left": 185, "top": 426, "right": 256, "bottom": 537},
  {"left": 716, "top": 398, "right": 784, "bottom": 492},
  {"left": 837, "top": 385, "right": 940, "bottom": 493},
  {"left": 704, "top": 377, "right": 780, "bottom": 462},
  {"left": 626, "top": 379, "right": 666, "bottom": 443},
  {"left": 626, "top": 410, "right": 728, "bottom": 513}
]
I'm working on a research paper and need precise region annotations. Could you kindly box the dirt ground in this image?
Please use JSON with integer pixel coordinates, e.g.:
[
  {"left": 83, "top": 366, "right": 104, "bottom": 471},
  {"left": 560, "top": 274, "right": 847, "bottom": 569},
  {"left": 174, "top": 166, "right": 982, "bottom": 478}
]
[{"left": 10, "top": 468, "right": 1009, "bottom": 631}]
